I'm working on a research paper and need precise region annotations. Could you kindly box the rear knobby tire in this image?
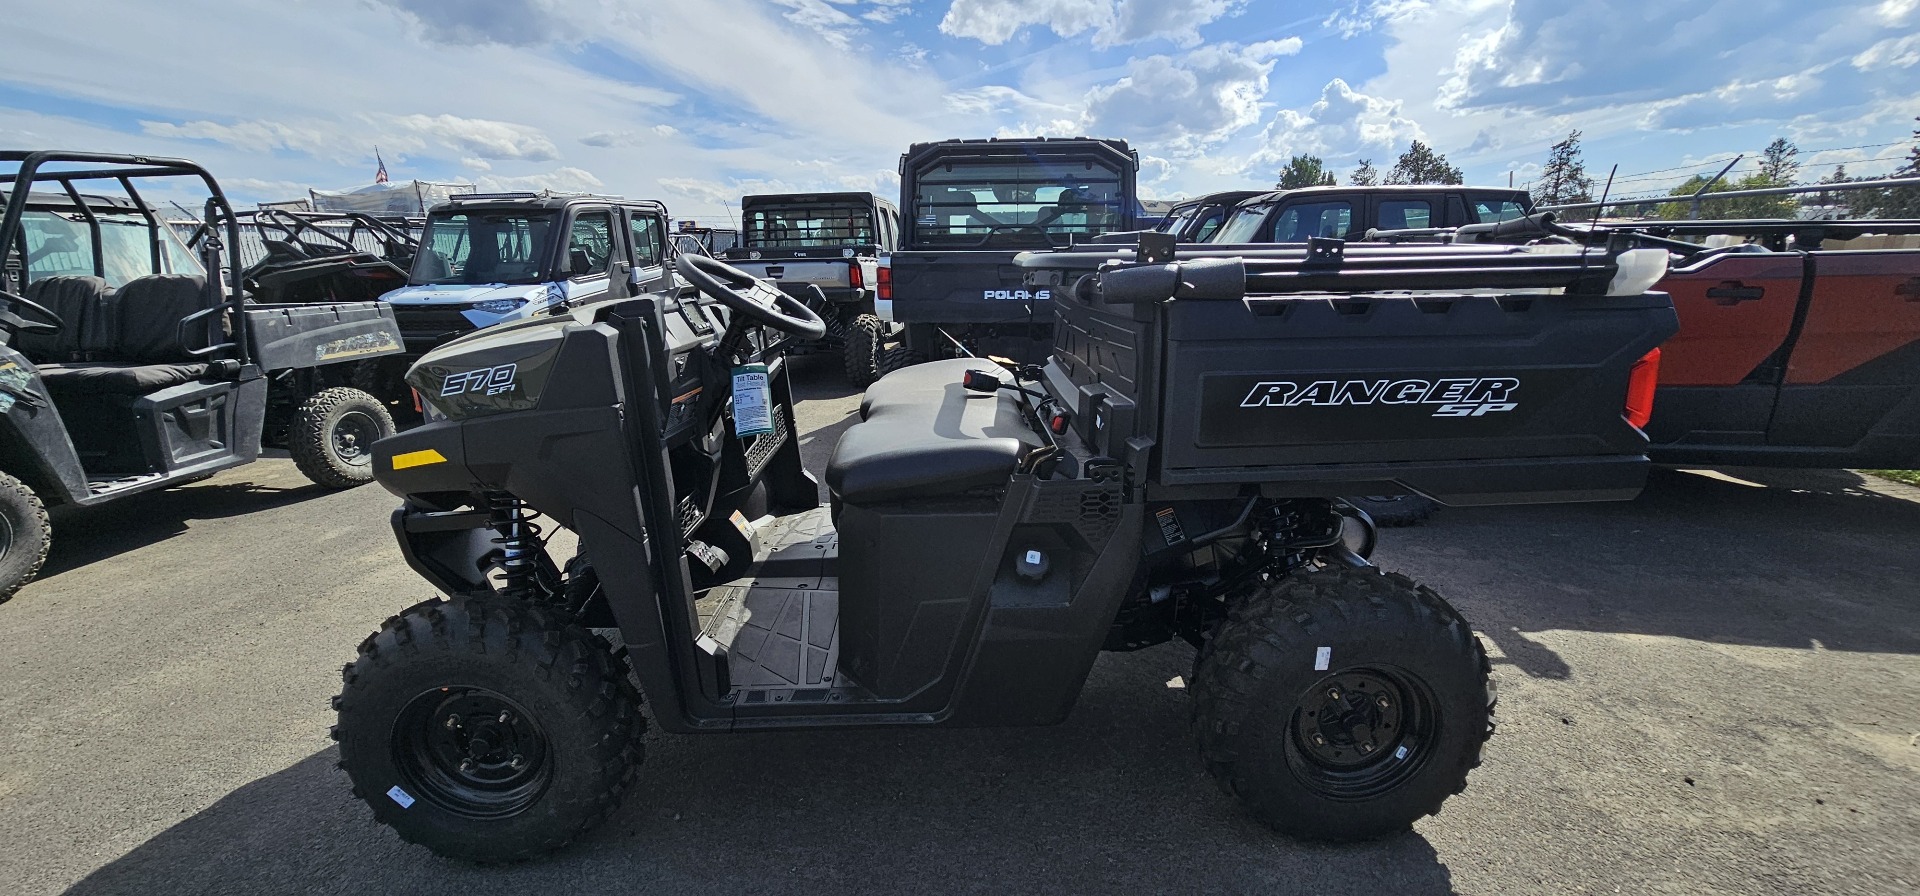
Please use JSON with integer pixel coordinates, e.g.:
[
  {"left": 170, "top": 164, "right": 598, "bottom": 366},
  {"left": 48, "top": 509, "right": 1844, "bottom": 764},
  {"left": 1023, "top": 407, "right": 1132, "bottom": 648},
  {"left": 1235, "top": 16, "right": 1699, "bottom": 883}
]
[
  {"left": 332, "top": 594, "right": 646, "bottom": 863},
  {"left": 1346, "top": 494, "right": 1439, "bottom": 527},
  {"left": 843, "top": 314, "right": 884, "bottom": 386},
  {"left": 0, "top": 471, "right": 50, "bottom": 604},
  {"left": 875, "top": 345, "right": 926, "bottom": 378},
  {"left": 1191, "top": 566, "right": 1493, "bottom": 842},
  {"left": 290, "top": 386, "right": 395, "bottom": 489}
]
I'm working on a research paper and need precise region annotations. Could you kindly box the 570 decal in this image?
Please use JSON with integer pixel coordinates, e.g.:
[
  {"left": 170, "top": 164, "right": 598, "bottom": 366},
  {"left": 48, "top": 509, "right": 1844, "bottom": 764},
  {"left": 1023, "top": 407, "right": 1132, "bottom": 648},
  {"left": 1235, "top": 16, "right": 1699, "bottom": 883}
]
[
  {"left": 1240, "top": 377, "right": 1520, "bottom": 417},
  {"left": 441, "top": 363, "right": 519, "bottom": 398}
]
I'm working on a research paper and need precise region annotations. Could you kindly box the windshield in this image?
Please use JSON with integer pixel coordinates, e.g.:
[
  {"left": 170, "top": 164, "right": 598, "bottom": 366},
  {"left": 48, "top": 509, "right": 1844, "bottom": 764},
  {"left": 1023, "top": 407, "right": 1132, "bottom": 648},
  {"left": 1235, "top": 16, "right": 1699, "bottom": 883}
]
[
  {"left": 410, "top": 210, "right": 555, "bottom": 285},
  {"left": 908, "top": 157, "right": 1127, "bottom": 247},
  {"left": 1210, "top": 202, "right": 1273, "bottom": 243},
  {"left": 19, "top": 210, "right": 202, "bottom": 286},
  {"left": 746, "top": 203, "right": 875, "bottom": 248}
]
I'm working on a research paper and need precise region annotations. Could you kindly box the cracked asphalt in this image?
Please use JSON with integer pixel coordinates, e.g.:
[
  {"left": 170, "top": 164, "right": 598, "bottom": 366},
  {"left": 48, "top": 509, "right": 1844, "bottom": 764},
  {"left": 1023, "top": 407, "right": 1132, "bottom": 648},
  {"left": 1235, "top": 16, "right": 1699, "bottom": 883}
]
[{"left": 3, "top": 354, "right": 1916, "bottom": 895}]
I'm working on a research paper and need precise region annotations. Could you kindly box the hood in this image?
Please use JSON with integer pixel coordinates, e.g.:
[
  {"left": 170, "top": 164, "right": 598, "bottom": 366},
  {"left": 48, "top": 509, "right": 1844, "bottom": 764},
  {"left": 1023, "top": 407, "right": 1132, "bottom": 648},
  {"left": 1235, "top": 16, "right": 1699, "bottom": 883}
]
[{"left": 383, "top": 283, "right": 548, "bottom": 307}]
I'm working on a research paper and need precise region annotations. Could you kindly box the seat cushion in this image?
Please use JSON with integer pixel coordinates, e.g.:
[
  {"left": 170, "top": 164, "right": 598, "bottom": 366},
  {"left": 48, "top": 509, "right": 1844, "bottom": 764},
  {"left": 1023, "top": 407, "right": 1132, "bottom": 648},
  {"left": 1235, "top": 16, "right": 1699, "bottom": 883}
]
[
  {"left": 38, "top": 362, "right": 209, "bottom": 396},
  {"left": 112, "top": 274, "right": 212, "bottom": 362},
  {"left": 16, "top": 275, "right": 113, "bottom": 362},
  {"left": 859, "top": 357, "right": 1005, "bottom": 420},
  {"left": 829, "top": 362, "right": 1042, "bottom": 505}
]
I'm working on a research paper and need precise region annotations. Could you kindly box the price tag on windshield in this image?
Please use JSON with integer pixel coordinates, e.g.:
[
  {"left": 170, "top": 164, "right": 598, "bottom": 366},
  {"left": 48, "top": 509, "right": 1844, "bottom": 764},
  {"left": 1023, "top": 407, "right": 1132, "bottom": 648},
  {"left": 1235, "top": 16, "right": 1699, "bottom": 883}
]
[{"left": 731, "top": 363, "right": 775, "bottom": 438}]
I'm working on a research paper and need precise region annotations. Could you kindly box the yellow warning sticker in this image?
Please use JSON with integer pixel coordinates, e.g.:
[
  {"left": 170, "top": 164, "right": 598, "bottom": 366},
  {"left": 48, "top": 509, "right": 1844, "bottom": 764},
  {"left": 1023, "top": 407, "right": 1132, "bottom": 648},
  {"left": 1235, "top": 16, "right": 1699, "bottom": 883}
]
[{"left": 391, "top": 448, "right": 447, "bottom": 470}]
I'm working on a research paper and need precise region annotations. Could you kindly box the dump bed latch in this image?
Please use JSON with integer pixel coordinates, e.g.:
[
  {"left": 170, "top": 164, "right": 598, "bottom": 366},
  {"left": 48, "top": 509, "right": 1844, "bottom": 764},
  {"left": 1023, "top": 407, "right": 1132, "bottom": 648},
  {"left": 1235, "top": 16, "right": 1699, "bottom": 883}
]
[
  {"left": 1305, "top": 236, "right": 1345, "bottom": 265},
  {"left": 1137, "top": 231, "right": 1176, "bottom": 265}
]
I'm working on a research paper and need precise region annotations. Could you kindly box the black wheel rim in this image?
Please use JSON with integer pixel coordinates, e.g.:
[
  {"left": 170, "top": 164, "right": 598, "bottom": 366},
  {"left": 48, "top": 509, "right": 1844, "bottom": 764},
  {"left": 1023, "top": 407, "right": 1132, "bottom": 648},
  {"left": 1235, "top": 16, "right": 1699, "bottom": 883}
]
[
  {"left": 1287, "top": 666, "right": 1436, "bottom": 801},
  {"left": 392, "top": 687, "right": 553, "bottom": 819},
  {"left": 331, "top": 410, "right": 380, "bottom": 467}
]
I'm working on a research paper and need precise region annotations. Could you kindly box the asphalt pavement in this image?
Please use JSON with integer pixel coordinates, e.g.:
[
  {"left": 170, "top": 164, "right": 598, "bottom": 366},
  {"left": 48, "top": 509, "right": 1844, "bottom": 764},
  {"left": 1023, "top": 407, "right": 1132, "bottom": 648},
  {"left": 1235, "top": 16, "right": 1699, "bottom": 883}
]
[{"left": 2, "top": 353, "right": 1916, "bottom": 895}]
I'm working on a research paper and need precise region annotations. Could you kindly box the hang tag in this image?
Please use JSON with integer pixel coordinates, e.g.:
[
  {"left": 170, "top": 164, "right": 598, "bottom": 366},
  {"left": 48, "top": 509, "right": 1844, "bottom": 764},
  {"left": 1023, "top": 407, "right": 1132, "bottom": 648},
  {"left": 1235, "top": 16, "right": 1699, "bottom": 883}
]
[{"left": 731, "top": 363, "right": 774, "bottom": 437}]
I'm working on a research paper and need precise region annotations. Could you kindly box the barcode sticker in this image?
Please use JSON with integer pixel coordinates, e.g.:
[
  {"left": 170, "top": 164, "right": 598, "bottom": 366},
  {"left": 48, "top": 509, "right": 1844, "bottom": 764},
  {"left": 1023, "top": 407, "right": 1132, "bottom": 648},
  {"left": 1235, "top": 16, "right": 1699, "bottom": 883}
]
[{"left": 386, "top": 785, "right": 416, "bottom": 808}]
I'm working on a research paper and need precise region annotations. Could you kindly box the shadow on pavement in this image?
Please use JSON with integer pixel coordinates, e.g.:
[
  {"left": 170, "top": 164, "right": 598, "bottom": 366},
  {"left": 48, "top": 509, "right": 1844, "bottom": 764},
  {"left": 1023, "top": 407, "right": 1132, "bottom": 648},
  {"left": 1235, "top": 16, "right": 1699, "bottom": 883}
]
[
  {"left": 42, "top": 478, "right": 327, "bottom": 578},
  {"left": 1392, "top": 466, "right": 1920, "bottom": 679},
  {"left": 64, "top": 646, "right": 1460, "bottom": 896}
]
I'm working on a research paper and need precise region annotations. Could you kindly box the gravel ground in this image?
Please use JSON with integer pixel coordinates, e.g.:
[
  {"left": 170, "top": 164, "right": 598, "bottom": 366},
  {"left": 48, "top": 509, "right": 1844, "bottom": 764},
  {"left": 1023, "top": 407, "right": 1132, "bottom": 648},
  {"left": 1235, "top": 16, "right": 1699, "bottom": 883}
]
[{"left": 2, "top": 354, "right": 1916, "bottom": 896}]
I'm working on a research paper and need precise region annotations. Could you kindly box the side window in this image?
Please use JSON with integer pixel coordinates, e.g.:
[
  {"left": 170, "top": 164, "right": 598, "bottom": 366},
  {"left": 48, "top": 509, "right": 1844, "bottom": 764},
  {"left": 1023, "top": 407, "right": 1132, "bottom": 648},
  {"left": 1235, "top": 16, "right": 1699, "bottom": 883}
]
[
  {"left": 20, "top": 212, "right": 94, "bottom": 283},
  {"left": 1270, "top": 201, "right": 1354, "bottom": 242},
  {"left": 1474, "top": 199, "right": 1528, "bottom": 223},
  {"left": 567, "top": 212, "right": 612, "bottom": 278},
  {"left": 628, "top": 214, "right": 665, "bottom": 269},
  {"left": 1191, "top": 208, "right": 1229, "bottom": 242},
  {"left": 1378, "top": 199, "right": 1434, "bottom": 230}
]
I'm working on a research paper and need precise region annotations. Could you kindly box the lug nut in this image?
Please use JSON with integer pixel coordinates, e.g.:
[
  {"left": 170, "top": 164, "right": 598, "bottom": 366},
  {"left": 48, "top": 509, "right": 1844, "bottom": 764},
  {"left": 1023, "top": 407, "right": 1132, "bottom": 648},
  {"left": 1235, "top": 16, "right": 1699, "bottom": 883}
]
[
  {"left": 498, "top": 711, "right": 512, "bottom": 724},
  {"left": 1361, "top": 742, "right": 1375, "bottom": 754},
  {"left": 458, "top": 759, "right": 475, "bottom": 773},
  {"left": 1376, "top": 695, "right": 1391, "bottom": 708},
  {"left": 1311, "top": 734, "right": 1327, "bottom": 746},
  {"left": 1327, "top": 688, "right": 1341, "bottom": 700},
  {"left": 510, "top": 754, "right": 525, "bottom": 770},
  {"left": 444, "top": 715, "right": 460, "bottom": 729}
]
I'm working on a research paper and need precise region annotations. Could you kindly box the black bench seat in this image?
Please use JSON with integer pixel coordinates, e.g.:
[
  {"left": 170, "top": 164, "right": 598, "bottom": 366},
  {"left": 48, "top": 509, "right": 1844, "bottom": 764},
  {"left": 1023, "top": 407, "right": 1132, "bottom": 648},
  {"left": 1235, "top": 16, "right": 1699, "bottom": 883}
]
[{"left": 828, "top": 359, "right": 1042, "bottom": 505}]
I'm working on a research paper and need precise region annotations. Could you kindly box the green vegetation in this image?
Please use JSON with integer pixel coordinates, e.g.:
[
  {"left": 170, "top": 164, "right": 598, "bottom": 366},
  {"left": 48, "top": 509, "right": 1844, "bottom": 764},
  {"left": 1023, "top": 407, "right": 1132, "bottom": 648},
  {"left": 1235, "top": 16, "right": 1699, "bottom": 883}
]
[{"left": 1865, "top": 469, "right": 1920, "bottom": 487}]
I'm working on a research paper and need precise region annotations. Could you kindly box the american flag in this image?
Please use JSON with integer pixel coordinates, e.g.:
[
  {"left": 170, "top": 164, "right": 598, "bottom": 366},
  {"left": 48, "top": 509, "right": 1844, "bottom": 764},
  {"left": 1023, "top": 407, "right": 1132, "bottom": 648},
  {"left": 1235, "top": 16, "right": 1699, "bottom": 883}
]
[{"left": 374, "top": 148, "right": 389, "bottom": 184}]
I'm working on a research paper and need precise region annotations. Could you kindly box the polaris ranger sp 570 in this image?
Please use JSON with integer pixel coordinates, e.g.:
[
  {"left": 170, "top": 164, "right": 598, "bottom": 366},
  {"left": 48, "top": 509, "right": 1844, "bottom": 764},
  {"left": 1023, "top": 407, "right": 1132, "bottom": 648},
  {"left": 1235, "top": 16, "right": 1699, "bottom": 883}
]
[{"left": 333, "top": 236, "right": 1676, "bottom": 861}]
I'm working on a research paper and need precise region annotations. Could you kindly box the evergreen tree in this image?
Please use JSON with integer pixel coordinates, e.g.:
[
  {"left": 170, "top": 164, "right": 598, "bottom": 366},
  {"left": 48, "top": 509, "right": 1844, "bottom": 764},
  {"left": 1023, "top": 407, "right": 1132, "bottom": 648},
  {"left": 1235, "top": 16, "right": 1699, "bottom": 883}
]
[
  {"left": 1758, "top": 138, "right": 1800, "bottom": 186},
  {"left": 1349, "top": 158, "right": 1378, "bottom": 186},
  {"left": 1384, "top": 141, "right": 1463, "bottom": 185},
  {"left": 1532, "top": 130, "right": 1594, "bottom": 207},
  {"left": 1815, "top": 165, "right": 1853, "bottom": 214},
  {"left": 1277, "top": 154, "right": 1332, "bottom": 190},
  {"left": 1880, "top": 117, "right": 1920, "bottom": 218}
]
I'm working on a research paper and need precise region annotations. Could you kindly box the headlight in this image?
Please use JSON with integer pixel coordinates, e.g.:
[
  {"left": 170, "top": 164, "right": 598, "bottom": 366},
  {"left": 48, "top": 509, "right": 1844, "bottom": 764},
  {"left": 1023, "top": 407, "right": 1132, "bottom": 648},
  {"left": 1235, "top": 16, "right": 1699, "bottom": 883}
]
[{"left": 469, "top": 298, "right": 528, "bottom": 315}]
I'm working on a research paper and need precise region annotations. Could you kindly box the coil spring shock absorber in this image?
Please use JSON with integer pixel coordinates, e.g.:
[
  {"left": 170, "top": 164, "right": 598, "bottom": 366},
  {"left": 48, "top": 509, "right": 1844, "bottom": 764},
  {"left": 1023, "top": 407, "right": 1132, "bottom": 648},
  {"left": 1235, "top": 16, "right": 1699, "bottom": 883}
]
[{"left": 484, "top": 492, "right": 546, "bottom": 601}]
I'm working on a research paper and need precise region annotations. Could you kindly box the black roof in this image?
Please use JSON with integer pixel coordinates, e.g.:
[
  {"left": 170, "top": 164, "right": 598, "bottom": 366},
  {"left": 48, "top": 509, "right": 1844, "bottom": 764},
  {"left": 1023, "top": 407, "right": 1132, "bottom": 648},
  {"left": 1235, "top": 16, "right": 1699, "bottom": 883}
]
[
  {"left": 1167, "top": 189, "right": 1267, "bottom": 211},
  {"left": 740, "top": 191, "right": 899, "bottom": 213},
  {"left": 1238, "top": 184, "right": 1530, "bottom": 205},
  {"left": 439, "top": 192, "right": 669, "bottom": 214},
  {"left": 900, "top": 136, "right": 1138, "bottom": 173}
]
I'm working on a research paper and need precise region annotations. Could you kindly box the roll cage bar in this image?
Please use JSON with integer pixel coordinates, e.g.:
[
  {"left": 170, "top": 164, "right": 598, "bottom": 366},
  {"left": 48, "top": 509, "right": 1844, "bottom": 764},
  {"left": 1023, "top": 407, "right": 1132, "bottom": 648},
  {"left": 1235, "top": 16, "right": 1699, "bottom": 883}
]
[{"left": 0, "top": 150, "right": 249, "bottom": 364}]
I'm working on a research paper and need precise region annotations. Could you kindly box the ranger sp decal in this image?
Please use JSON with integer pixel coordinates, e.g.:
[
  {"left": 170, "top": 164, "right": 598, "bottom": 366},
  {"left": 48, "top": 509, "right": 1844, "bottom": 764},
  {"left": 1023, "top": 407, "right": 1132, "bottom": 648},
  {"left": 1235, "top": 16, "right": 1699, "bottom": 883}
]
[
  {"left": 441, "top": 363, "right": 519, "bottom": 398},
  {"left": 1240, "top": 377, "right": 1520, "bottom": 417}
]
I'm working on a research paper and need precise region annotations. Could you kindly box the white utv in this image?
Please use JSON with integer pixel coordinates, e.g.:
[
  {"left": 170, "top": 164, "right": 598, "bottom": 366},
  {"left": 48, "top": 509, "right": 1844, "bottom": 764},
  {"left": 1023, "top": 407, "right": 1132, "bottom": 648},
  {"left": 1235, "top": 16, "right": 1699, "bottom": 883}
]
[{"left": 383, "top": 193, "right": 677, "bottom": 355}]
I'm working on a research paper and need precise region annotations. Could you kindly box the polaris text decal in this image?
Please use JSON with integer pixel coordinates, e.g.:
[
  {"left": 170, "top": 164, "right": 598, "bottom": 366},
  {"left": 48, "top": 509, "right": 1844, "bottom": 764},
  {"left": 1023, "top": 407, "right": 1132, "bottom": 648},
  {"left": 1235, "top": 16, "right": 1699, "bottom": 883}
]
[
  {"left": 1239, "top": 377, "right": 1520, "bottom": 417},
  {"left": 441, "top": 363, "right": 519, "bottom": 397},
  {"left": 983, "top": 289, "right": 1050, "bottom": 301}
]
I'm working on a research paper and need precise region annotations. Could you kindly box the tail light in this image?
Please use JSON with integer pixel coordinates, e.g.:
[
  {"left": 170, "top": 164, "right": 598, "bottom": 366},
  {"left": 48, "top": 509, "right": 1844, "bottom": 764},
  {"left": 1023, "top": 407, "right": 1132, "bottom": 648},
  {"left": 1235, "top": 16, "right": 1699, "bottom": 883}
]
[
  {"left": 1624, "top": 348, "right": 1661, "bottom": 430},
  {"left": 876, "top": 264, "right": 892, "bottom": 301},
  {"left": 849, "top": 263, "right": 864, "bottom": 290}
]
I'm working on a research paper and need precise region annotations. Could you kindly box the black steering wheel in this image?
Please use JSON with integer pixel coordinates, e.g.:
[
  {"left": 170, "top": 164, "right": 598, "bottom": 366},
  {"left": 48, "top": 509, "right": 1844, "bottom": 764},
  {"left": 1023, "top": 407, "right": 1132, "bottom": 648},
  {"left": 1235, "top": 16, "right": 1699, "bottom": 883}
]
[
  {"left": 674, "top": 255, "right": 827, "bottom": 340},
  {"left": 0, "top": 288, "right": 65, "bottom": 336}
]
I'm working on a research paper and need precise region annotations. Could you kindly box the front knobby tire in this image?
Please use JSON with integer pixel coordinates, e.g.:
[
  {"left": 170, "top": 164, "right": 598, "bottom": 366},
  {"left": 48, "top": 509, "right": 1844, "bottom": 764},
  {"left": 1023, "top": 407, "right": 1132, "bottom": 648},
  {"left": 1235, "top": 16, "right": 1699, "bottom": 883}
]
[
  {"left": 290, "top": 387, "right": 395, "bottom": 489},
  {"left": 1191, "top": 567, "right": 1494, "bottom": 842},
  {"left": 843, "top": 314, "right": 885, "bottom": 386},
  {"left": 332, "top": 595, "right": 646, "bottom": 863},
  {"left": 0, "top": 471, "right": 50, "bottom": 604}
]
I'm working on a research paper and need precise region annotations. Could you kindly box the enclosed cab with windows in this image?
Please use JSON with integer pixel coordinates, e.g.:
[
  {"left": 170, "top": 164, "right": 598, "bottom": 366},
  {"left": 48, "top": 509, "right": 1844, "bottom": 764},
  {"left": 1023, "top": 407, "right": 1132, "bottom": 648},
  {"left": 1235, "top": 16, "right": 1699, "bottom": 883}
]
[
  {"left": 1155, "top": 190, "right": 1263, "bottom": 243},
  {"left": 885, "top": 137, "right": 1138, "bottom": 372},
  {"left": 382, "top": 194, "right": 674, "bottom": 353},
  {"left": 1209, "top": 185, "right": 1534, "bottom": 244},
  {"left": 720, "top": 192, "right": 901, "bottom": 383}
]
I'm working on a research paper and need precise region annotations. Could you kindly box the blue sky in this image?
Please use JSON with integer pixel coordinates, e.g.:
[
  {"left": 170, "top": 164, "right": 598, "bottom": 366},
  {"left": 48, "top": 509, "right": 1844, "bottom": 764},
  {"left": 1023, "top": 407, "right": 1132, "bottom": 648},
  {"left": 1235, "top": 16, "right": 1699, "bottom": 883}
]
[{"left": 2, "top": 0, "right": 1916, "bottom": 220}]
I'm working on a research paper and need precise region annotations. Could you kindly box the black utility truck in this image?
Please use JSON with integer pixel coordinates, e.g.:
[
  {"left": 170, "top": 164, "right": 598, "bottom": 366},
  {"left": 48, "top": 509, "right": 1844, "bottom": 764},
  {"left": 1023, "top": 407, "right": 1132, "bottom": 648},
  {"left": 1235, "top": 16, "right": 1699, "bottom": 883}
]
[
  {"left": 330, "top": 233, "right": 1678, "bottom": 861},
  {"left": 0, "top": 151, "right": 406, "bottom": 601},
  {"left": 720, "top": 191, "right": 900, "bottom": 383},
  {"left": 884, "top": 137, "right": 1138, "bottom": 373}
]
